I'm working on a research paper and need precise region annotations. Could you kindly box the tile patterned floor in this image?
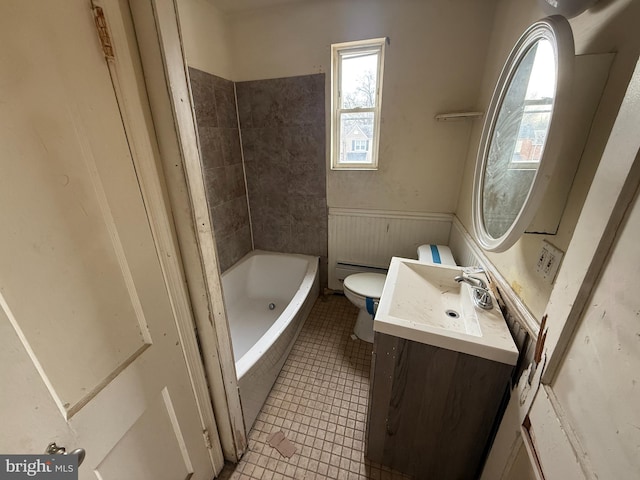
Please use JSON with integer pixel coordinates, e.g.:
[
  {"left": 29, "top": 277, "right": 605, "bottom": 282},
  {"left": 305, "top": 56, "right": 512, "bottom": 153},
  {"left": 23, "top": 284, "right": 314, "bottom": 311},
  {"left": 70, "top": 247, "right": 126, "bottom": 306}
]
[{"left": 218, "top": 294, "right": 412, "bottom": 480}]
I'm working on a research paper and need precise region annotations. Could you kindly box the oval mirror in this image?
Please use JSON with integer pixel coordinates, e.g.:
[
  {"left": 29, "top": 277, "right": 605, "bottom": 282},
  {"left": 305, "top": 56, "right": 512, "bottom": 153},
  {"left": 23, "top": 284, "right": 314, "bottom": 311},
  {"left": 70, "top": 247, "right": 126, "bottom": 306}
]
[{"left": 473, "top": 16, "right": 574, "bottom": 252}]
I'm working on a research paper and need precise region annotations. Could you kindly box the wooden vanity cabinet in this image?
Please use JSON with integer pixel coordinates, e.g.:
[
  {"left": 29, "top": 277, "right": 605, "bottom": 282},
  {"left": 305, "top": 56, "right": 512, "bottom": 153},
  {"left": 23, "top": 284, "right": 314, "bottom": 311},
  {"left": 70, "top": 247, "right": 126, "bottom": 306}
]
[{"left": 366, "top": 332, "right": 513, "bottom": 479}]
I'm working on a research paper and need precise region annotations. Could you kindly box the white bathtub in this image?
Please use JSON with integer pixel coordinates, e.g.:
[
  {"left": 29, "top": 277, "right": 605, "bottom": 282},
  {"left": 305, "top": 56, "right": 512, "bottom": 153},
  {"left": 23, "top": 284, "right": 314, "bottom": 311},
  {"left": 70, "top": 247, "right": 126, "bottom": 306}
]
[{"left": 222, "top": 250, "right": 319, "bottom": 429}]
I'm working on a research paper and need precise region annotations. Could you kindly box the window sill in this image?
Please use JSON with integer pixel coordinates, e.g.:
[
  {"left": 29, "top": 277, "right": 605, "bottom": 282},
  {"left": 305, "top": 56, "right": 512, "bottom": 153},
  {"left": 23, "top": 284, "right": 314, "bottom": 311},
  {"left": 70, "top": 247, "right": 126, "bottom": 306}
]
[{"left": 331, "top": 165, "right": 379, "bottom": 171}]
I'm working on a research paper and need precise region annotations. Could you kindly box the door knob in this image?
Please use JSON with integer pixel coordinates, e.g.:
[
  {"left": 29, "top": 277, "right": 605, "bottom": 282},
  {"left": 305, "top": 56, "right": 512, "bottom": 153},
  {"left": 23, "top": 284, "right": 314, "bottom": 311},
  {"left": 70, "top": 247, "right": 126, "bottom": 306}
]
[{"left": 45, "top": 442, "right": 86, "bottom": 466}]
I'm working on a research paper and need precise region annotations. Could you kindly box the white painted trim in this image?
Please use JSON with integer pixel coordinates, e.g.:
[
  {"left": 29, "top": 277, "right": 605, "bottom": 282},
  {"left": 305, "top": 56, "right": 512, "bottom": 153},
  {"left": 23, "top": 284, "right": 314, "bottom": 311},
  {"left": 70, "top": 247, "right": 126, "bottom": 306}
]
[
  {"left": 127, "top": 0, "right": 239, "bottom": 462},
  {"left": 330, "top": 38, "right": 386, "bottom": 170},
  {"left": 451, "top": 217, "right": 540, "bottom": 339},
  {"left": 329, "top": 207, "right": 453, "bottom": 222},
  {"left": 472, "top": 16, "right": 575, "bottom": 252},
  {"left": 148, "top": 0, "right": 246, "bottom": 457},
  {"left": 520, "top": 425, "right": 546, "bottom": 480},
  {"left": 128, "top": 0, "right": 247, "bottom": 461},
  {"left": 95, "top": 0, "right": 224, "bottom": 471}
]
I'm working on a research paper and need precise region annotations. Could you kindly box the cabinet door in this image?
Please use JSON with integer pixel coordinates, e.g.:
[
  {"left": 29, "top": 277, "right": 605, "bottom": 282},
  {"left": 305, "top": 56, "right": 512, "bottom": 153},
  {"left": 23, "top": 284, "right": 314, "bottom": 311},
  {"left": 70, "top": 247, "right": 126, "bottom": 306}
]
[{"left": 366, "top": 333, "right": 512, "bottom": 479}]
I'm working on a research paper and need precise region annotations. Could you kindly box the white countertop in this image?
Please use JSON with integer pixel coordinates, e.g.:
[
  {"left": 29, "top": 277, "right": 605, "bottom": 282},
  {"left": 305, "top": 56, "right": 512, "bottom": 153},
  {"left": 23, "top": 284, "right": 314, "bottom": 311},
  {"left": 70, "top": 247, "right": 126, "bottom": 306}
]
[{"left": 374, "top": 257, "right": 519, "bottom": 366}]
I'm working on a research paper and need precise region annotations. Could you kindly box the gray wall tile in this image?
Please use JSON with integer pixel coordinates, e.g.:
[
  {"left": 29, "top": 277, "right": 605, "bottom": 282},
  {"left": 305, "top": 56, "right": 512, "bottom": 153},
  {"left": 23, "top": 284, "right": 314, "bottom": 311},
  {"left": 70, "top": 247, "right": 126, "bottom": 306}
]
[
  {"left": 237, "top": 73, "right": 327, "bottom": 287},
  {"left": 214, "top": 80, "right": 238, "bottom": 128},
  {"left": 190, "top": 69, "right": 327, "bottom": 285},
  {"left": 189, "top": 67, "right": 252, "bottom": 272},
  {"left": 198, "top": 126, "right": 224, "bottom": 169},
  {"left": 220, "top": 128, "right": 242, "bottom": 166},
  {"left": 189, "top": 68, "right": 218, "bottom": 128}
]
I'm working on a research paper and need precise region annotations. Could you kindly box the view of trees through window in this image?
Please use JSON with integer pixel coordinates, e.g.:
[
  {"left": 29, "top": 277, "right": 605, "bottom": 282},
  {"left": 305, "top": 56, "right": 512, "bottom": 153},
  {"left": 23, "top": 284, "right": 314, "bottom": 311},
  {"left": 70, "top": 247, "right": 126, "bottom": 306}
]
[{"left": 343, "top": 69, "right": 376, "bottom": 109}]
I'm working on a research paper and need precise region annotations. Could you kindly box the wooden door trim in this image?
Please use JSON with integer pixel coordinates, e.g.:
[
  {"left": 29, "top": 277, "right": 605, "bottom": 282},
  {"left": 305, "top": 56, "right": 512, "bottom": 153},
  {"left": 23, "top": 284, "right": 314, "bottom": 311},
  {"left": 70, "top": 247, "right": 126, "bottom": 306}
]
[
  {"left": 128, "top": 0, "right": 247, "bottom": 461},
  {"left": 92, "top": 0, "right": 226, "bottom": 470}
]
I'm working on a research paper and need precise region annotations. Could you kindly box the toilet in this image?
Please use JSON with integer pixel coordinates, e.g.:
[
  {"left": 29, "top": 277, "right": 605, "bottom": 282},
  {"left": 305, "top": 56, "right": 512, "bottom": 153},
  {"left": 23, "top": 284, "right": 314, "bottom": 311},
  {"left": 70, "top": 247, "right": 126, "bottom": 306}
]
[{"left": 343, "top": 244, "right": 456, "bottom": 343}]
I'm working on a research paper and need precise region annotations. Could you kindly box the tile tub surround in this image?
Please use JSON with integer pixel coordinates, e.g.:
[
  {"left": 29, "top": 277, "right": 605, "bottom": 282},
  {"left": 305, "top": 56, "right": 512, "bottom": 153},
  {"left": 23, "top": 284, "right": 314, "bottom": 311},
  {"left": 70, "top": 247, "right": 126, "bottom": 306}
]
[
  {"left": 218, "top": 295, "right": 413, "bottom": 480},
  {"left": 236, "top": 74, "right": 328, "bottom": 287},
  {"left": 189, "top": 67, "right": 252, "bottom": 272}
]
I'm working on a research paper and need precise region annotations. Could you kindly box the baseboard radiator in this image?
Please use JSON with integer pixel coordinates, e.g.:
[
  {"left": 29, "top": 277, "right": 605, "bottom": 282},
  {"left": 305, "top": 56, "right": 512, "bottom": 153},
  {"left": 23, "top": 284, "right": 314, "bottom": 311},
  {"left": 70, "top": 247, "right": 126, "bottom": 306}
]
[{"left": 328, "top": 208, "right": 453, "bottom": 290}]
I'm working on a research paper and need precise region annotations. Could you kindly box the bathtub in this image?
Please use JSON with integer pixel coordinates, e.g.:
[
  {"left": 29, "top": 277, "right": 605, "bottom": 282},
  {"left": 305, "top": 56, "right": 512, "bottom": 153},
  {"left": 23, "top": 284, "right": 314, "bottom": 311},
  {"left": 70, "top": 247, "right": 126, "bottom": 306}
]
[{"left": 222, "top": 250, "right": 319, "bottom": 430}]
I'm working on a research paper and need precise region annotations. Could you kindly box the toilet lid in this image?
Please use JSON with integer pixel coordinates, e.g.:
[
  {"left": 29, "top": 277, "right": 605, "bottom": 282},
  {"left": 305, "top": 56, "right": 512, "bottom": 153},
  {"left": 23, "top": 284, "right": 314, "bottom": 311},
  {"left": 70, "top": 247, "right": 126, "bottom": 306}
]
[{"left": 343, "top": 273, "right": 386, "bottom": 298}]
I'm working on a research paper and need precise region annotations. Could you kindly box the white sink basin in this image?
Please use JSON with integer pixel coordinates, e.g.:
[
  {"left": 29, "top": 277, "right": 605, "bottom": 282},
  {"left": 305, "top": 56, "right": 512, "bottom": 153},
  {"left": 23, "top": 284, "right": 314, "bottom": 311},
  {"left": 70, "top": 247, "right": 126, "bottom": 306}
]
[
  {"left": 386, "top": 260, "right": 482, "bottom": 337},
  {"left": 374, "top": 257, "right": 519, "bottom": 365}
]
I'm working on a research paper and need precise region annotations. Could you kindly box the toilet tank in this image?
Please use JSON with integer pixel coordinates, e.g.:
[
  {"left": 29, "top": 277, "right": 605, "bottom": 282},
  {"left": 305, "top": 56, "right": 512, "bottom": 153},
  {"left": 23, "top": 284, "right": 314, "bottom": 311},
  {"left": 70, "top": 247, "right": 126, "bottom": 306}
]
[
  {"left": 334, "top": 244, "right": 456, "bottom": 289},
  {"left": 417, "top": 244, "right": 456, "bottom": 266}
]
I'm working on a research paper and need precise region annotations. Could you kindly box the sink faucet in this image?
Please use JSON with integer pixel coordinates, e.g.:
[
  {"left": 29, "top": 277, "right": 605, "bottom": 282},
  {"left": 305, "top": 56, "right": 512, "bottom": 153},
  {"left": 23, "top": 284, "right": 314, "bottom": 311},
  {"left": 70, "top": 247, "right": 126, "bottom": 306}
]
[
  {"left": 454, "top": 275, "right": 486, "bottom": 290},
  {"left": 454, "top": 275, "right": 493, "bottom": 310}
]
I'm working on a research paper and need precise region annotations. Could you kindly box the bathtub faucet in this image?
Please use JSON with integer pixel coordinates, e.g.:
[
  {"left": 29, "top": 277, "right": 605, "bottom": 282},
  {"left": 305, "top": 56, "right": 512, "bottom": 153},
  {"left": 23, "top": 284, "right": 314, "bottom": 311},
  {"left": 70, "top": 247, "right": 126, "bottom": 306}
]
[{"left": 454, "top": 275, "right": 493, "bottom": 310}]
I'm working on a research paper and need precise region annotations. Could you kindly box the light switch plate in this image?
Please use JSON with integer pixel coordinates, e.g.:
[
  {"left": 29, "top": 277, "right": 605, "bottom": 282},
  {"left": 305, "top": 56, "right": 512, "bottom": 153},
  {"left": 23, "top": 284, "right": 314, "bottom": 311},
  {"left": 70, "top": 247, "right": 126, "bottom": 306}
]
[{"left": 535, "top": 240, "right": 564, "bottom": 284}]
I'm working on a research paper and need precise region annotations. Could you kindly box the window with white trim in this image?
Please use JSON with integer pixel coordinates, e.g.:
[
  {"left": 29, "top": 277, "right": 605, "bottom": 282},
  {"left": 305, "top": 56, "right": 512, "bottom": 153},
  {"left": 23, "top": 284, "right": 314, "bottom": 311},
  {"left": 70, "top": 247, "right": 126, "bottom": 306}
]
[{"left": 331, "top": 38, "right": 386, "bottom": 170}]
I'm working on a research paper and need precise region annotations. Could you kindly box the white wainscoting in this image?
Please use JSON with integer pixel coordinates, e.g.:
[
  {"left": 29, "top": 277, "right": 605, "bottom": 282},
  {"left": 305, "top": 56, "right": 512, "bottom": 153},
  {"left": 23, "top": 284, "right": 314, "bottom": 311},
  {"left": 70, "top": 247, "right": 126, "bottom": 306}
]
[
  {"left": 327, "top": 208, "right": 453, "bottom": 290},
  {"left": 449, "top": 217, "right": 482, "bottom": 268}
]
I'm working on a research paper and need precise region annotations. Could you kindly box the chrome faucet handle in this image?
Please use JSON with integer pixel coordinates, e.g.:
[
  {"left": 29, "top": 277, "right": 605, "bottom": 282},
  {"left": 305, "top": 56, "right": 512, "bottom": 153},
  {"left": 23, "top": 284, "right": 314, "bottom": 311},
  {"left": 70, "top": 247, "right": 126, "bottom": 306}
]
[
  {"left": 455, "top": 274, "right": 493, "bottom": 309},
  {"left": 470, "top": 285, "right": 493, "bottom": 310}
]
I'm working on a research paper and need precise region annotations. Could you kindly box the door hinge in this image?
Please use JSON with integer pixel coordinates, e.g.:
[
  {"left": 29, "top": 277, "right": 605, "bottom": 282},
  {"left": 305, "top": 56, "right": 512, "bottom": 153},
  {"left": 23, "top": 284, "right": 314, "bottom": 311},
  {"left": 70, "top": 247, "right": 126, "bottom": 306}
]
[
  {"left": 92, "top": 5, "right": 115, "bottom": 60},
  {"left": 203, "top": 429, "right": 213, "bottom": 450}
]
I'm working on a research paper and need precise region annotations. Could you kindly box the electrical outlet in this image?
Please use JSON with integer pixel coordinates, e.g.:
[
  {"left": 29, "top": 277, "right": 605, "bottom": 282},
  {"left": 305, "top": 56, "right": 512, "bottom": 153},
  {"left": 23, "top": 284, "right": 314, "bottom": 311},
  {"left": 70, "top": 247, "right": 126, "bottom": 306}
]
[{"left": 535, "top": 240, "right": 564, "bottom": 284}]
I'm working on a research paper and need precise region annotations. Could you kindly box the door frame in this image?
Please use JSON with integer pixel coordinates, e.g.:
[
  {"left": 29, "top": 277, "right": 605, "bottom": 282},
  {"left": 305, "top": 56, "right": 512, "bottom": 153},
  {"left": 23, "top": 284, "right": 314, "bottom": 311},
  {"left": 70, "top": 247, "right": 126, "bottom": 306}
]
[
  {"left": 90, "top": 0, "right": 239, "bottom": 469},
  {"left": 125, "top": 0, "right": 247, "bottom": 461}
]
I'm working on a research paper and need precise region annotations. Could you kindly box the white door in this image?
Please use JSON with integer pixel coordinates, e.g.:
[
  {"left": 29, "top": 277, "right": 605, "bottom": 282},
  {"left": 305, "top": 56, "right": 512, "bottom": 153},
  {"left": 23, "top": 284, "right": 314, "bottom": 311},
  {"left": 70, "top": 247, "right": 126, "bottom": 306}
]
[{"left": 0, "top": 1, "right": 217, "bottom": 478}]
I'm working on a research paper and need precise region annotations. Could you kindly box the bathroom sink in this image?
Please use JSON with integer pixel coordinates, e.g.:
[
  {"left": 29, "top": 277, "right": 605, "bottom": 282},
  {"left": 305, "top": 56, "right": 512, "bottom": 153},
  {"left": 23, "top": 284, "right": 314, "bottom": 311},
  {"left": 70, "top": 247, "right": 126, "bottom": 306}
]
[{"left": 374, "top": 257, "right": 519, "bottom": 365}]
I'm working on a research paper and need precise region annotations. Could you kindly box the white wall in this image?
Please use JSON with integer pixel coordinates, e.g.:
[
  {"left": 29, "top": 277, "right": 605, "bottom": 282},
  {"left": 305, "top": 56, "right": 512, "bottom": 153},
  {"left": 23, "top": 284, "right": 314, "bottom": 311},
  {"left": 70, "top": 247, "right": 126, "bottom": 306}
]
[
  {"left": 226, "top": 0, "right": 497, "bottom": 213},
  {"left": 177, "top": 0, "right": 233, "bottom": 78},
  {"left": 455, "top": 0, "right": 640, "bottom": 320}
]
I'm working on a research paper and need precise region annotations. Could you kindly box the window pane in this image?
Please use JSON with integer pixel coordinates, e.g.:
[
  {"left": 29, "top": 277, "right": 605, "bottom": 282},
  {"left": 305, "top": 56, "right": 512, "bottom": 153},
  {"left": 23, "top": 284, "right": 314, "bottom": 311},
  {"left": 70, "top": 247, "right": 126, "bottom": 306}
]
[
  {"left": 340, "top": 51, "right": 378, "bottom": 109},
  {"left": 339, "top": 112, "right": 374, "bottom": 164},
  {"left": 511, "top": 103, "right": 552, "bottom": 165}
]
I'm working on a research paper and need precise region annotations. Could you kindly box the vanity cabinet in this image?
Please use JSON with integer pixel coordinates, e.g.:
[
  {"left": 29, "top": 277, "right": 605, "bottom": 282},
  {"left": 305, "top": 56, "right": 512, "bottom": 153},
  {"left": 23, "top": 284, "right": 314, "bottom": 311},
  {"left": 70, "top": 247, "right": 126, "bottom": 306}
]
[{"left": 366, "top": 332, "right": 513, "bottom": 479}]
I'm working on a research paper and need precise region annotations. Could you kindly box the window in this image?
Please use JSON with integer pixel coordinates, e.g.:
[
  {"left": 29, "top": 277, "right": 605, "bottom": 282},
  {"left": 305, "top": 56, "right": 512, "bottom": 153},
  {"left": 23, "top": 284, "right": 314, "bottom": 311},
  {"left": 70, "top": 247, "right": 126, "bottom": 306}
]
[
  {"left": 352, "top": 140, "right": 369, "bottom": 151},
  {"left": 331, "top": 38, "right": 386, "bottom": 170}
]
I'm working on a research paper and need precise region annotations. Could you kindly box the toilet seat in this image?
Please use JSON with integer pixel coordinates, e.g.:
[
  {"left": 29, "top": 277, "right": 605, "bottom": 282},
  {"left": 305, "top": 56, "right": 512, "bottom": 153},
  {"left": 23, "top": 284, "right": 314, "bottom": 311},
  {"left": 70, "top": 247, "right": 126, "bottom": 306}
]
[{"left": 343, "top": 273, "right": 386, "bottom": 300}]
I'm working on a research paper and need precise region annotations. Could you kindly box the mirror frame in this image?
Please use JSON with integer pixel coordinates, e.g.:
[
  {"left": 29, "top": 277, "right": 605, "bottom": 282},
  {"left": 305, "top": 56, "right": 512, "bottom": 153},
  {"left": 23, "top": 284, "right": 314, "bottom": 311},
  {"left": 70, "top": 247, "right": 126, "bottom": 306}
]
[{"left": 473, "top": 16, "right": 574, "bottom": 252}]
